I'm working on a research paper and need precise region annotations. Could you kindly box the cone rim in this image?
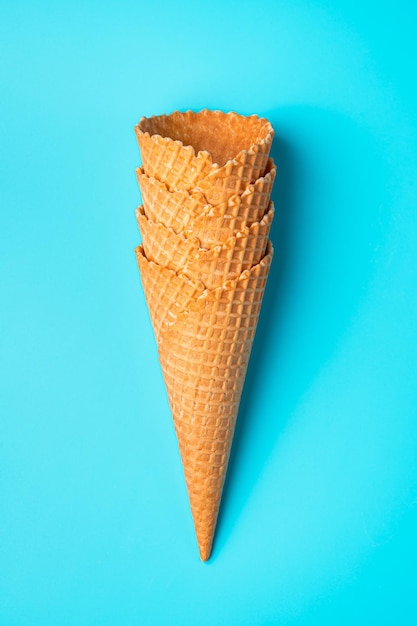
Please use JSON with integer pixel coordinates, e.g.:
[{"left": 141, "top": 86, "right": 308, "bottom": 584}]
[
  {"left": 135, "top": 240, "right": 273, "bottom": 312},
  {"left": 136, "top": 201, "right": 274, "bottom": 253},
  {"left": 135, "top": 109, "right": 274, "bottom": 171},
  {"left": 135, "top": 157, "right": 276, "bottom": 220}
]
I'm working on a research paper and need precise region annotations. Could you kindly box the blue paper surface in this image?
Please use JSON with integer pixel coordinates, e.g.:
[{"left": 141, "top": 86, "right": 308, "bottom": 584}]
[{"left": 1, "top": 1, "right": 417, "bottom": 623}]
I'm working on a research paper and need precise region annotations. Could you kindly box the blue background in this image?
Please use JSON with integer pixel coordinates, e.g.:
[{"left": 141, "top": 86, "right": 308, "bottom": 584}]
[{"left": 1, "top": 1, "right": 417, "bottom": 624}]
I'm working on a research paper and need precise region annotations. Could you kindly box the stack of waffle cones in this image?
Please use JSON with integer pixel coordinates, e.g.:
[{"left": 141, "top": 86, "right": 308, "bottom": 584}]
[{"left": 134, "top": 110, "right": 276, "bottom": 561}]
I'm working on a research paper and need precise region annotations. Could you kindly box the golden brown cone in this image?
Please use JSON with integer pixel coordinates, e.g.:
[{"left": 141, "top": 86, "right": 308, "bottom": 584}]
[
  {"left": 136, "top": 243, "right": 273, "bottom": 560},
  {"left": 136, "top": 158, "right": 276, "bottom": 247},
  {"left": 135, "top": 109, "right": 273, "bottom": 192},
  {"left": 136, "top": 202, "right": 274, "bottom": 289}
]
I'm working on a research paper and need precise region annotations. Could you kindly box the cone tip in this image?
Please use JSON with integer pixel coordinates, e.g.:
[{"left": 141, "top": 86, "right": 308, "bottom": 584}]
[
  {"left": 199, "top": 545, "right": 212, "bottom": 562},
  {"left": 197, "top": 534, "right": 214, "bottom": 562}
]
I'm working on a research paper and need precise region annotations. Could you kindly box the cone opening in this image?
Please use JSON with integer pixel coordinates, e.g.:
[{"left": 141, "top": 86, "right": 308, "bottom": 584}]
[{"left": 138, "top": 110, "right": 273, "bottom": 168}]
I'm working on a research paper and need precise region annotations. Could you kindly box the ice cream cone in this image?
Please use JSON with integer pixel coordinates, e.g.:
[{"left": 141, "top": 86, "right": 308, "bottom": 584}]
[
  {"left": 136, "top": 158, "right": 276, "bottom": 247},
  {"left": 134, "top": 108, "right": 276, "bottom": 561},
  {"left": 136, "top": 242, "right": 273, "bottom": 560},
  {"left": 135, "top": 109, "right": 273, "bottom": 192},
  {"left": 136, "top": 202, "right": 274, "bottom": 289}
]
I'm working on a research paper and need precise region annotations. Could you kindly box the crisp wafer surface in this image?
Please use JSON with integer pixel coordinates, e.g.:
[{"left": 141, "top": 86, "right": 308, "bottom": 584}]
[
  {"left": 135, "top": 110, "right": 273, "bottom": 192},
  {"left": 157, "top": 245, "right": 273, "bottom": 560},
  {"left": 137, "top": 203, "right": 274, "bottom": 289}
]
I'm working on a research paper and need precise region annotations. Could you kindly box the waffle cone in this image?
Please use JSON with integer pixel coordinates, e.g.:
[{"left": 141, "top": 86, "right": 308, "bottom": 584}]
[
  {"left": 136, "top": 243, "right": 273, "bottom": 560},
  {"left": 136, "top": 203, "right": 274, "bottom": 289},
  {"left": 135, "top": 109, "right": 273, "bottom": 192},
  {"left": 137, "top": 158, "right": 276, "bottom": 247}
]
